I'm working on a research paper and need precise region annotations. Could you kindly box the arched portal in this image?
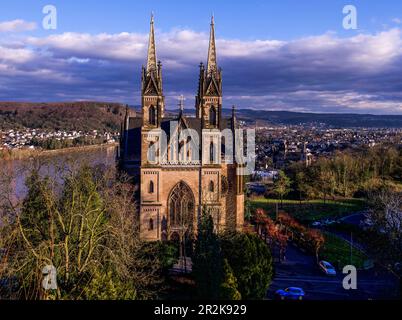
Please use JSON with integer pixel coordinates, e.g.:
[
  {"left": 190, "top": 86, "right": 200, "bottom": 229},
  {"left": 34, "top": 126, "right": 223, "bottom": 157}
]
[
  {"left": 168, "top": 181, "right": 195, "bottom": 268},
  {"left": 168, "top": 181, "right": 195, "bottom": 234}
]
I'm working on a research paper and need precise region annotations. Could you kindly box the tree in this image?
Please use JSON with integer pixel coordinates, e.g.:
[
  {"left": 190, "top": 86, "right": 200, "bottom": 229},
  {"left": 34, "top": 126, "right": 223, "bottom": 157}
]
[
  {"left": 221, "top": 232, "right": 273, "bottom": 299},
  {"left": 308, "top": 229, "right": 325, "bottom": 262},
  {"left": 295, "top": 171, "right": 307, "bottom": 204},
  {"left": 253, "top": 208, "right": 268, "bottom": 236},
  {"left": 366, "top": 188, "right": 402, "bottom": 296},
  {"left": 192, "top": 211, "right": 224, "bottom": 299},
  {"left": 367, "top": 190, "right": 402, "bottom": 264},
  {"left": 274, "top": 171, "right": 292, "bottom": 207},
  {"left": 318, "top": 170, "right": 334, "bottom": 203},
  {"left": 219, "top": 259, "right": 241, "bottom": 300},
  {"left": 102, "top": 169, "right": 163, "bottom": 300},
  {"left": 0, "top": 160, "right": 162, "bottom": 300}
]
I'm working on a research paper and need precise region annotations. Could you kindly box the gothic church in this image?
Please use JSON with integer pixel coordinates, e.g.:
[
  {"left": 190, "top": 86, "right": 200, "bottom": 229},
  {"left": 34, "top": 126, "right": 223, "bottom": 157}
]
[{"left": 119, "top": 16, "right": 245, "bottom": 241}]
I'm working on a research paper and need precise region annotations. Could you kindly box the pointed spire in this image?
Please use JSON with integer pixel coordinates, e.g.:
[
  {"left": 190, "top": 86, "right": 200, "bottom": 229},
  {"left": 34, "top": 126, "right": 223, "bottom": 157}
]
[
  {"left": 146, "top": 13, "right": 157, "bottom": 75},
  {"left": 207, "top": 15, "right": 217, "bottom": 75}
]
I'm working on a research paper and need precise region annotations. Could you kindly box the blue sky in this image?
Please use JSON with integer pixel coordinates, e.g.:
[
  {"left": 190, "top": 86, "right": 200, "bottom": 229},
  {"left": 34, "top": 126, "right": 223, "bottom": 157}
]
[
  {"left": 1, "top": 0, "right": 402, "bottom": 114},
  {"left": 1, "top": 0, "right": 400, "bottom": 39}
]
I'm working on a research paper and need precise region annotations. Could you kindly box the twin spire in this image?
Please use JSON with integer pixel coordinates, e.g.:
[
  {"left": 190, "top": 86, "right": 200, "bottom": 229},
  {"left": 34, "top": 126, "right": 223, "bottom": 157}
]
[
  {"left": 146, "top": 13, "right": 158, "bottom": 75},
  {"left": 207, "top": 15, "right": 217, "bottom": 74},
  {"left": 145, "top": 14, "right": 218, "bottom": 76}
]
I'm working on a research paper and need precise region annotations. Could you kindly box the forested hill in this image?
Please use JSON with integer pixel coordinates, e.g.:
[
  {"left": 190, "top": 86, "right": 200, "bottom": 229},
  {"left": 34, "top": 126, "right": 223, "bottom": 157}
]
[
  {"left": 0, "top": 102, "right": 129, "bottom": 132},
  {"left": 223, "top": 109, "right": 402, "bottom": 128},
  {"left": 1, "top": 101, "right": 401, "bottom": 131}
]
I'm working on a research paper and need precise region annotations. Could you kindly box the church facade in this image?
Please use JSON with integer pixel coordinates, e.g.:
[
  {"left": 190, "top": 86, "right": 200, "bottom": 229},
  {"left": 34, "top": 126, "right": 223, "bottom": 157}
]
[{"left": 119, "top": 16, "right": 245, "bottom": 241}]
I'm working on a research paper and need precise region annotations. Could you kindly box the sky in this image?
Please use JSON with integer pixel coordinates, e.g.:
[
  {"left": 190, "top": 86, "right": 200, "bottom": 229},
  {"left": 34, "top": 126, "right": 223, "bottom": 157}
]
[{"left": 1, "top": 0, "right": 402, "bottom": 114}]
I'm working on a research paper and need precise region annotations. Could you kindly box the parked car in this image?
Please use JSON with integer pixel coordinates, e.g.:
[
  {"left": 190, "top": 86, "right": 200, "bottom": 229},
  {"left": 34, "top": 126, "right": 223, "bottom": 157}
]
[
  {"left": 275, "top": 287, "right": 305, "bottom": 300},
  {"left": 319, "top": 260, "right": 337, "bottom": 276},
  {"left": 322, "top": 219, "right": 336, "bottom": 226}
]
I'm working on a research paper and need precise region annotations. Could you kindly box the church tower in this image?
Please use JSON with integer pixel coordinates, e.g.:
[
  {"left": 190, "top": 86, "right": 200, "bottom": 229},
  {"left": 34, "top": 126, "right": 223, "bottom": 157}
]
[
  {"left": 196, "top": 16, "right": 222, "bottom": 129},
  {"left": 142, "top": 14, "right": 164, "bottom": 129},
  {"left": 120, "top": 15, "right": 245, "bottom": 241}
]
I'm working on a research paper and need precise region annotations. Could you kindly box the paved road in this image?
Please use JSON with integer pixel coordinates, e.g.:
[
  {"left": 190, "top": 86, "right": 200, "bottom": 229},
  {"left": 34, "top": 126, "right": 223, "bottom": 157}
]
[
  {"left": 267, "top": 243, "right": 399, "bottom": 300},
  {"left": 339, "top": 211, "right": 367, "bottom": 226}
]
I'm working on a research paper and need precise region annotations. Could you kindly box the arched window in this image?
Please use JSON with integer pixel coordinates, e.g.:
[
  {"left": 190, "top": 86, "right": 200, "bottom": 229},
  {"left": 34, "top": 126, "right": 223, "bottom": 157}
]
[
  {"left": 149, "top": 218, "right": 154, "bottom": 231},
  {"left": 168, "top": 182, "right": 195, "bottom": 229},
  {"left": 210, "top": 142, "right": 214, "bottom": 163},
  {"left": 149, "top": 105, "right": 156, "bottom": 125},
  {"left": 209, "top": 181, "right": 214, "bottom": 192},
  {"left": 209, "top": 106, "right": 217, "bottom": 126},
  {"left": 149, "top": 181, "right": 154, "bottom": 193}
]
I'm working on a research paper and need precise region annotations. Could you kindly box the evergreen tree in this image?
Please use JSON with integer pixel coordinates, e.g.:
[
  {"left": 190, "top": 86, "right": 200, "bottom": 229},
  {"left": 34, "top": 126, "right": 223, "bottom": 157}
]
[
  {"left": 192, "top": 209, "right": 224, "bottom": 299},
  {"left": 221, "top": 232, "right": 273, "bottom": 300},
  {"left": 20, "top": 170, "right": 54, "bottom": 246},
  {"left": 219, "top": 259, "right": 241, "bottom": 300}
]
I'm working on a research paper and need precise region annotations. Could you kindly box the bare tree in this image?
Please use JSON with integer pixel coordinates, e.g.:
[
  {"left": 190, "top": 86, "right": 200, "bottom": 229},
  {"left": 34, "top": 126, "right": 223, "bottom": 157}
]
[
  {"left": 367, "top": 188, "right": 402, "bottom": 287},
  {"left": 0, "top": 157, "right": 163, "bottom": 300}
]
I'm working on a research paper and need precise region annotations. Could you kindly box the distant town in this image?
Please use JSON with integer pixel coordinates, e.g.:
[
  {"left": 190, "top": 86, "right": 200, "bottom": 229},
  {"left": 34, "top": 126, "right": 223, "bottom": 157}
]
[
  {"left": 254, "top": 125, "right": 402, "bottom": 170},
  {"left": 1, "top": 121, "right": 401, "bottom": 168},
  {"left": 0, "top": 128, "right": 119, "bottom": 151}
]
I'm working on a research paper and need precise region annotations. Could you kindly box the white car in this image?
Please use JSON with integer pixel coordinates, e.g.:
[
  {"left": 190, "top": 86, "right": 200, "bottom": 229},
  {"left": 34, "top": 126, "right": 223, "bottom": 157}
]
[
  {"left": 319, "top": 260, "right": 337, "bottom": 276},
  {"left": 323, "top": 219, "right": 336, "bottom": 226}
]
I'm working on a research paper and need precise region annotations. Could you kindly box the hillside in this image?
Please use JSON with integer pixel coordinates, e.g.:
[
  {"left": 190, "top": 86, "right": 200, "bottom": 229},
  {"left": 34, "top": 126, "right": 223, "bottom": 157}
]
[
  {"left": 0, "top": 102, "right": 128, "bottom": 132},
  {"left": 222, "top": 109, "right": 402, "bottom": 128},
  {"left": 1, "top": 101, "right": 401, "bottom": 131}
]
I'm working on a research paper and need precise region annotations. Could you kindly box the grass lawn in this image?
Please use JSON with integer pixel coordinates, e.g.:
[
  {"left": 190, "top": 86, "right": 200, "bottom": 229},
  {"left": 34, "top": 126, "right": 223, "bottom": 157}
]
[
  {"left": 249, "top": 197, "right": 366, "bottom": 224},
  {"left": 319, "top": 232, "right": 367, "bottom": 269}
]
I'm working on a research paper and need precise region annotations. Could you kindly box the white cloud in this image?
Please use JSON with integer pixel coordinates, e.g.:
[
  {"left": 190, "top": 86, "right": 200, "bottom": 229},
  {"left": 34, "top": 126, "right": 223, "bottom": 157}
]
[
  {"left": 68, "top": 57, "right": 90, "bottom": 64},
  {"left": 26, "top": 28, "right": 402, "bottom": 72},
  {"left": 0, "top": 45, "right": 35, "bottom": 63},
  {"left": 1, "top": 27, "right": 402, "bottom": 114},
  {"left": 27, "top": 32, "right": 147, "bottom": 61},
  {"left": 0, "top": 19, "right": 37, "bottom": 33}
]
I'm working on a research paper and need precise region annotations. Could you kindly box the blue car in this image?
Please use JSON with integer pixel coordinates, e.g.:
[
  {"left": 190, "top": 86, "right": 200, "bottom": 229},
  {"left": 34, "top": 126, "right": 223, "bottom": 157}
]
[{"left": 275, "top": 287, "right": 305, "bottom": 300}]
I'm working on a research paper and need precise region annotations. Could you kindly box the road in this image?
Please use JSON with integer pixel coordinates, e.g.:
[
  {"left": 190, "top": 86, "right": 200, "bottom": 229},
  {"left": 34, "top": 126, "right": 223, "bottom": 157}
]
[
  {"left": 267, "top": 243, "right": 399, "bottom": 300},
  {"left": 339, "top": 211, "right": 367, "bottom": 226}
]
